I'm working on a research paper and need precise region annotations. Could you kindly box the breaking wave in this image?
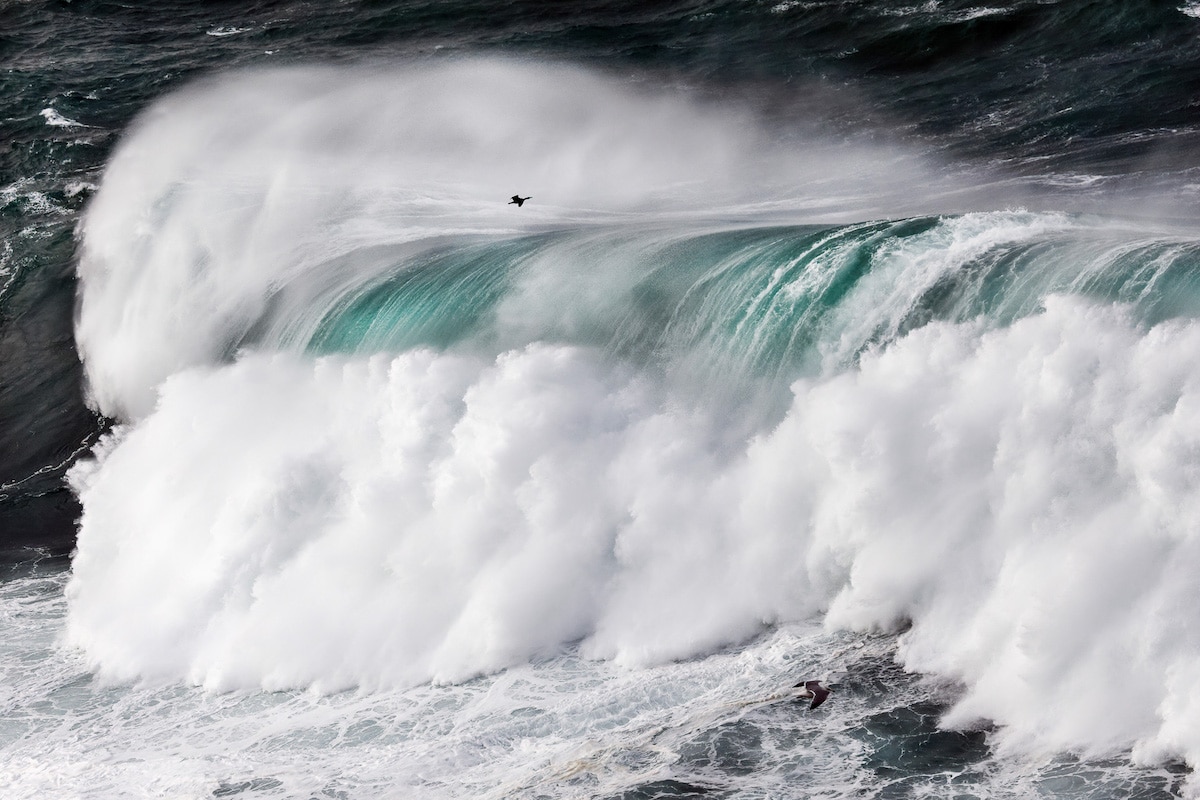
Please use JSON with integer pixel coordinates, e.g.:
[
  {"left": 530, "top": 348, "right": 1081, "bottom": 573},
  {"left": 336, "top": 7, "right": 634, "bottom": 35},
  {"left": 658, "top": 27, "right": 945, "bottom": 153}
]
[{"left": 68, "top": 59, "right": 1200, "bottom": 781}]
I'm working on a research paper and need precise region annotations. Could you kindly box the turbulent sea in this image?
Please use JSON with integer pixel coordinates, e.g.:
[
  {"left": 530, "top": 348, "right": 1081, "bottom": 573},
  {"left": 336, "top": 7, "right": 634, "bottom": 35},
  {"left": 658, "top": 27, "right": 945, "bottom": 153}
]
[{"left": 6, "top": 1, "right": 1200, "bottom": 797}]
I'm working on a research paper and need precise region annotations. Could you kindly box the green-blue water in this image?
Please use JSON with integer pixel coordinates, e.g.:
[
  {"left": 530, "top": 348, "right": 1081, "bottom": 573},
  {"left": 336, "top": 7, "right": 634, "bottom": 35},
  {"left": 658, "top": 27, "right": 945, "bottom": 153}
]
[{"left": 303, "top": 216, "right": 1200, "bottom": 384}]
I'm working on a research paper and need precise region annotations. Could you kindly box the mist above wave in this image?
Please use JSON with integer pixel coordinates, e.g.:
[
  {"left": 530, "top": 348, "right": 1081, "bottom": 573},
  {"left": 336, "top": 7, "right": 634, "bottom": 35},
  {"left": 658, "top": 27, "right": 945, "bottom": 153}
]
[{"left": 73, "top": 58, "right": 941, "bottom": 421}]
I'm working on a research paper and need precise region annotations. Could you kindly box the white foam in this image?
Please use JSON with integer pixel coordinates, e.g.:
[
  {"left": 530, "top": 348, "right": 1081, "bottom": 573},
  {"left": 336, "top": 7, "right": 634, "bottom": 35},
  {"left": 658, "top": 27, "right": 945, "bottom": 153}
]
[
  {"left": 40, "top": 108, "right": 85, "bottom": 128},
  {"left": 206, "top": 26, "right": 252, "bottom": 37},
  {"left": 65, "top": 295, "right": 1200, "bottom": 786},
  {"left": 796, "top": 297, "right": 1200, "bottom": 772}
]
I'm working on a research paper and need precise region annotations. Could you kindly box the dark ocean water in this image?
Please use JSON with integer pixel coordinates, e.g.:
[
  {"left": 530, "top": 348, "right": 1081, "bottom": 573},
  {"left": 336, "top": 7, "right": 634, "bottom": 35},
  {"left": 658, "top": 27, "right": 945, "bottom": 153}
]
[{"left": 5, "top": 2, "right": 1200, "bottom": 798}]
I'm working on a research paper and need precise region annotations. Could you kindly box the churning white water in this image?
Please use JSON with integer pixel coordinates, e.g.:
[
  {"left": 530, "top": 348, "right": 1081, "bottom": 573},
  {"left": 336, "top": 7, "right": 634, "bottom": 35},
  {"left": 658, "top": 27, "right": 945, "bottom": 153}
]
[{"left": 65, "top": 296, "right": 1200, "bottom": 787}]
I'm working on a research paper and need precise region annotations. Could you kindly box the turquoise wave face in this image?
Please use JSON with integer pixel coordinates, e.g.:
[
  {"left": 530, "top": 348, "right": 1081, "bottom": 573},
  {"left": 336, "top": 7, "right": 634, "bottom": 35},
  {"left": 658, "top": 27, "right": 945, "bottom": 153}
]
[
  {"left": 299, "top": 212, "right": 1200, "bottom": 386},
  {"left": 306, "top": 237, "right": 544, "bottom": 356}
]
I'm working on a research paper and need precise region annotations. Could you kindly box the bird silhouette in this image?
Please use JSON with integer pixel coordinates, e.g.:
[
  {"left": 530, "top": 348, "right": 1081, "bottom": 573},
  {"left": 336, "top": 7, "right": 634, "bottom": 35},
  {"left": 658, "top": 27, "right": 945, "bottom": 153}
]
[
  {"left": 509, "top": 195, "right": 531, "bottom": 207},
  {"left": 794, "top": 680, "right": 831, "bottom": 709}
]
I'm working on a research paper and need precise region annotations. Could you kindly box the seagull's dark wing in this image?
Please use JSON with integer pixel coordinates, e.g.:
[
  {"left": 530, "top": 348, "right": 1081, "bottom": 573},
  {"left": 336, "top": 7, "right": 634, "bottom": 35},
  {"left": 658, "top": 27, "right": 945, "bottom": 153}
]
[{"left": 807, "top": 683, "right": 830, "bottom": 710}]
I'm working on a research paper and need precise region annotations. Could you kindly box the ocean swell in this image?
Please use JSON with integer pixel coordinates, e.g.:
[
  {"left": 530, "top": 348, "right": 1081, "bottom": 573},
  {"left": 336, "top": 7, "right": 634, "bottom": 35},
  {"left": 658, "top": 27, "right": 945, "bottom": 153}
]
[{"left": 67, "top": 60, "right": 1200, "bottom": 781}]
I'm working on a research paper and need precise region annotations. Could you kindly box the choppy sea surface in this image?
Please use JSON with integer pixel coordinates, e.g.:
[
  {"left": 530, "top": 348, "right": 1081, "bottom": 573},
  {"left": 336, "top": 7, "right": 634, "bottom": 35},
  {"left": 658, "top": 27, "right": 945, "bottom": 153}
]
[{"left": 5, "top": 1, "right": 1200, "bottom": 797}]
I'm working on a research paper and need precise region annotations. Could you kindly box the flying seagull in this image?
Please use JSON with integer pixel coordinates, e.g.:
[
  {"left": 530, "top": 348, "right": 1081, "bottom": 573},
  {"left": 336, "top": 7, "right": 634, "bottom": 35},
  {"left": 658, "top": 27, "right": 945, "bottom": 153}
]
[
  {"left": 794, "top": 680, "right": 831, "bottom": 710},
  {"left": 509, "top": 195, "right": 531, "bottom": 207}
]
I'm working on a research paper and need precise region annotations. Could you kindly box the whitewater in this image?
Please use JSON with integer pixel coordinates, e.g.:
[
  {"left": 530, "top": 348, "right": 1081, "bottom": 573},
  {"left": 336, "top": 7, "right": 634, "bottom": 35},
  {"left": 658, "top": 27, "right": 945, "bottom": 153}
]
[{"left": 6, "top": 55, "right": 1200, "bottom": 798}]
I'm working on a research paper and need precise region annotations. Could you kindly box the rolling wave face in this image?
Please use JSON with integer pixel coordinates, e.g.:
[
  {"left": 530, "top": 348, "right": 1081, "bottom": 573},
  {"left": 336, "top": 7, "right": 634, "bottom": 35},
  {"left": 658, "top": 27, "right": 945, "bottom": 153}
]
[
  {"left": 73, "top": 59, "right": 1200, "bottom": 419},
  {"left": 74, "top": 58, "right": 939, "bottom": 421},
  {"left": 68, "top": 59, "right": 1200, "bottom": 785},
  {"left": 299, "top": 213, "right": 1200, "bottom": 383}
]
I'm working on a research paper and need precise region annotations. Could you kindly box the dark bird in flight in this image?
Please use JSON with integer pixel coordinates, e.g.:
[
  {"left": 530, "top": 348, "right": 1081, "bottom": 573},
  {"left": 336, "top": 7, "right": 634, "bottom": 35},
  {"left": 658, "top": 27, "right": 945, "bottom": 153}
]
[
  {"left": 794, "top": 679, "right": 831, "bottom": 710},
  {"left": 509, "top": 195, "right": 531, "bottom": 207}
]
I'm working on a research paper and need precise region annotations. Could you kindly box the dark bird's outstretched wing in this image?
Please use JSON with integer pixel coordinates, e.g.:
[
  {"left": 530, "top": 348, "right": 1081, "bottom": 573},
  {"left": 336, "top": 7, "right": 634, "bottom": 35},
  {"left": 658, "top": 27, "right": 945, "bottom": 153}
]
[
  {"left": 793, "top": 679, "right": 831, "bottom": 709},
  {"left": 804, "top": 680, "right": 830, "bottom": 710}
]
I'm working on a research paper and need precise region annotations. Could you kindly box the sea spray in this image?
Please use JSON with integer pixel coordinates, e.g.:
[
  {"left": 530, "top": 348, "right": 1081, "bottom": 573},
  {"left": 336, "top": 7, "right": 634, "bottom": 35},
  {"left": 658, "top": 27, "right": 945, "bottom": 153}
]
[
  {"left": 66, "top": 296, "right": 1200, "bottom": 781},
  {"left": 73, "top": 59, "right": 938, "bottom": 421}
]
